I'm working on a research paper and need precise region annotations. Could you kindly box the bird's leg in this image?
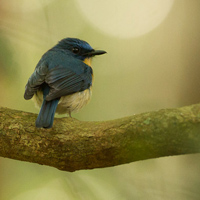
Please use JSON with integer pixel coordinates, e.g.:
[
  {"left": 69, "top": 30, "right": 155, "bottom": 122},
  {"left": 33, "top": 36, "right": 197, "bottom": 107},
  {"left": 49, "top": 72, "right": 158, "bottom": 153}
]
[{"left": 69, "top": 111, "right": 72, "bottom": 118}]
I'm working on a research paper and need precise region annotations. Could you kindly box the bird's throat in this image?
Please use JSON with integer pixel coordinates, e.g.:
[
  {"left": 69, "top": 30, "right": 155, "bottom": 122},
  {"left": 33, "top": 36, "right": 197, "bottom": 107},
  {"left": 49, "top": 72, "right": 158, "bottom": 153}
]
[{"left": 83, "top": 58, "right": 92, "bottom": 67}]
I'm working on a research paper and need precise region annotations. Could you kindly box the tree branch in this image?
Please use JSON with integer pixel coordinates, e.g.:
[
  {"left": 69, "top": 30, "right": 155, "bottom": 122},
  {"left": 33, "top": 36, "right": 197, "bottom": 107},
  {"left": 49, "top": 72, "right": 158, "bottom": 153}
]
[{"left": 0, "top": 104, "right": 200, "bottom": 172}]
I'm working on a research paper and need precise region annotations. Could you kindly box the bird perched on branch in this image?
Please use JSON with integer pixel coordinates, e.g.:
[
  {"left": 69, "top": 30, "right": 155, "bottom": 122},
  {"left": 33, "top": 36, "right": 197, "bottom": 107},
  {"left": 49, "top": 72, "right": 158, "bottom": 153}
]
[{"left": 24, "top": 38, "right": 106, "bottom": 128}]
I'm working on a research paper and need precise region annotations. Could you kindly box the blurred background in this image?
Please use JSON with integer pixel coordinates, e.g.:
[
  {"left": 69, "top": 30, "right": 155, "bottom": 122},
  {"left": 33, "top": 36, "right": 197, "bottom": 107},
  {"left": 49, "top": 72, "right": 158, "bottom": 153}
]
[{"left": 0, "top": 0, "right": 200, "bottom": 199}]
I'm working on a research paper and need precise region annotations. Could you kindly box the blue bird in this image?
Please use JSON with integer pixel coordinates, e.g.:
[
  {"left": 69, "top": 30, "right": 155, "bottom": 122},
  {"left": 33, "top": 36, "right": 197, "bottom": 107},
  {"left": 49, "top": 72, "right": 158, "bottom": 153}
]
[{"left": 24, "top": 38, "right": 106, "bottom": 128}]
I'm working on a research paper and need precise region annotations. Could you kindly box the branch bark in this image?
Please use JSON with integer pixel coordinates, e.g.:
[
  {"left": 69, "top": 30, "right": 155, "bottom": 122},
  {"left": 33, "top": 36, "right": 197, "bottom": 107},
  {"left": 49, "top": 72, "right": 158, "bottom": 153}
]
[{"left": 0, "top": 104, "right": 200, "bottom": 172}]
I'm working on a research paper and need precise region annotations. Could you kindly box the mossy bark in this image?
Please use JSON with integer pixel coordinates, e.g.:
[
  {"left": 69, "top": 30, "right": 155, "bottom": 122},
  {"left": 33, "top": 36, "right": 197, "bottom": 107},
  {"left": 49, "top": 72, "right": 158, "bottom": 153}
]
[{"left": 0, "top": 104, "right": 200, "bottom": 172}]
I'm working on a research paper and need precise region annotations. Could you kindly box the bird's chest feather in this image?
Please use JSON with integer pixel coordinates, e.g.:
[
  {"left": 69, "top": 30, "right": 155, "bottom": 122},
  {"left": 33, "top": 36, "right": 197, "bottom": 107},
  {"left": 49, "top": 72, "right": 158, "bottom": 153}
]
[
  {"left": 83, "top": 57, "right": 92, "bottom": 67},
  {"left": 56, "top": 87, "right": 92, "bottom": 114},
  {"left": 33, "top": 87, "right": 92, "bottom": 114}
]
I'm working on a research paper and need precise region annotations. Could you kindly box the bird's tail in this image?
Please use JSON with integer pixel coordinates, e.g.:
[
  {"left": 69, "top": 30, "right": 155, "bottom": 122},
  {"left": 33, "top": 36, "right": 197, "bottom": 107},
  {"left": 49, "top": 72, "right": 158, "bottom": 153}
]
[{"left": 35, "top": 98, "right": 59, "bottom": 128}]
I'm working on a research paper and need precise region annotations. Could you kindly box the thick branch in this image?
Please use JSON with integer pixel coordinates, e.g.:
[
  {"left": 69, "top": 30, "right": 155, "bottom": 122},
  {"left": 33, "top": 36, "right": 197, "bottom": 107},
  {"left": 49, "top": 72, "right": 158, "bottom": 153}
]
[{"left": 0, "top": 104, "right": 200, "bottom": 172}]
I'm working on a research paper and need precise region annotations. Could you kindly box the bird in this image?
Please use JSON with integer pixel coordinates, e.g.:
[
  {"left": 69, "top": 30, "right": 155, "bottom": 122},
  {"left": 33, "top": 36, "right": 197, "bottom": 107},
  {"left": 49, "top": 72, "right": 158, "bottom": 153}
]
[{"left": 24, "top": 38, "right": 106, "bottom": 129}]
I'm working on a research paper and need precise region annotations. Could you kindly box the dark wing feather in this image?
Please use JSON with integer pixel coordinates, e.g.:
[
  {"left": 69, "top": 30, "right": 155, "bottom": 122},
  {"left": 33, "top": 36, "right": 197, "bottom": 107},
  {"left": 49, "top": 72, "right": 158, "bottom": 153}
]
[
  {"left": 24, "top": 63, "right": 48, "bottom": 100},
  {"left": 45, "top": 65, "right": 92, "bottom": 101}
]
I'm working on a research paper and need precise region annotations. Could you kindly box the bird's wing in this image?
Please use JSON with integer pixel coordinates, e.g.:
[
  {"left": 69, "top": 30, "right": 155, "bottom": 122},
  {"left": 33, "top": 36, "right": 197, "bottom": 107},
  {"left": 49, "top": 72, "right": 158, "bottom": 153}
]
[
  {"left": 24, "top": 49, "right": 93, "bottom": 101},
  {"left": 24, "top": 63, "right": 48, "bottom": 100},
  {"left": 45, "top": 64, "right": 92, "bottom": 101}
]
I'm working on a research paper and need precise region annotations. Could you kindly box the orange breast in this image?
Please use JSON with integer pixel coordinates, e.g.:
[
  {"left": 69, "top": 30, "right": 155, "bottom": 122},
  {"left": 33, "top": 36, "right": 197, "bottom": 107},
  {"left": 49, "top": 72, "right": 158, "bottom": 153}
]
[
  {"left": 83, "top": 57, "right": 94, "bottom": 80},
  {"left": 83, "top": 58, "right": 92, "bottom": 67}
]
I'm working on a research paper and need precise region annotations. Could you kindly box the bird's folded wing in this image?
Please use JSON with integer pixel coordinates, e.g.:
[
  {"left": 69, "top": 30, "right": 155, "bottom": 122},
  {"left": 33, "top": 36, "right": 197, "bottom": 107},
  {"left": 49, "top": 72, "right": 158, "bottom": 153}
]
[
  {"left": 45, "top": 65, "right": 92, "bottom": 101},
  {"left": 24, "top": 64, "right": 48, "bottom": 100}
]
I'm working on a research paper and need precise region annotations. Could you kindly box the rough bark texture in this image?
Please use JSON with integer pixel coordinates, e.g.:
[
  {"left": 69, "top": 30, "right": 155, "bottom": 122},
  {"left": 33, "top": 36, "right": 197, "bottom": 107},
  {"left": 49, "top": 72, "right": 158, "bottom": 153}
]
[{"left": 0, "top": 104, "right": 200, "bottom": 172}]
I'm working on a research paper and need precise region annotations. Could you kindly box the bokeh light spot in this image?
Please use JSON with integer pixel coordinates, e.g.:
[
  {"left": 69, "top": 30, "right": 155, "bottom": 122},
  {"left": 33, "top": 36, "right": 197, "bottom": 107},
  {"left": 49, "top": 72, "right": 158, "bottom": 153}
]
[{"left": 75, "top": 0, "right": 174, "bottom": 38}]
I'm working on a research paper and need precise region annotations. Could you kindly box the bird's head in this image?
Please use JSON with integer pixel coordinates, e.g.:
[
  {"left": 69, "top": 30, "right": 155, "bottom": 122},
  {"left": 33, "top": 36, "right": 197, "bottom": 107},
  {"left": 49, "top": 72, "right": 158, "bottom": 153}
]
[{"left": 55, "top": 38, "right": 106, "bottom": 63}]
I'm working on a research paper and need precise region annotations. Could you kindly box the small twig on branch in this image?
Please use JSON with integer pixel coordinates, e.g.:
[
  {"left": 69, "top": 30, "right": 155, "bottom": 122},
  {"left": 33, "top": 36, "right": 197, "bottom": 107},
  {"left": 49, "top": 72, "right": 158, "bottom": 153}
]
[{"left": 0, "top": 104, "right": 200, "bottom": 172}]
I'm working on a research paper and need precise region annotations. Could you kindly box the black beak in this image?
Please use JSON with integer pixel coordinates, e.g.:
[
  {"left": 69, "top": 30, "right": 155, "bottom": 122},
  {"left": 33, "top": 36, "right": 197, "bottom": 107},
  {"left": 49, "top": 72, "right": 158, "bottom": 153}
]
[{"left": 84, "top": 50, "right": 107, "bottom": 57}]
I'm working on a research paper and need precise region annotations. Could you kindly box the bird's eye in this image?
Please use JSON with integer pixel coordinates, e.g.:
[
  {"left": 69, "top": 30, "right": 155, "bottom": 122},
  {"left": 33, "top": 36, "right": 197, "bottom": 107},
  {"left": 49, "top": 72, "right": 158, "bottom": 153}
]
[{"left": 72, "top": 47, "right": 80, "bottom": 54}]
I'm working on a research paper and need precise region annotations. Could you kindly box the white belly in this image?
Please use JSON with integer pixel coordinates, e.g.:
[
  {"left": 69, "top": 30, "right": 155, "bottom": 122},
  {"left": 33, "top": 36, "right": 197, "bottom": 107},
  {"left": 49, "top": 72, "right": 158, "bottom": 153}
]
[
  {"left": 33, "top": 88, "right": 92, "bottom": 116},
  {"left": 57, "top": 88, "right": 92, "bottom": 114}
]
